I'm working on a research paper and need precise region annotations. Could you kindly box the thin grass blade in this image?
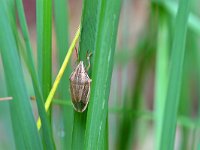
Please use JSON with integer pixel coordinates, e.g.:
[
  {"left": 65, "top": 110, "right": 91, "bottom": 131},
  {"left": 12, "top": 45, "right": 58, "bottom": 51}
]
[
  {"left": 36, "top": 0, "right": 43, "bottom": 82},
  {"left": 152, "top": 1, "right": 200, "bottom": 35},
  {"left": 154, "top": 10, "right": 169, "bottom": 150},
  {"left": 0, "top": 1, "right": 42, "bottom": 149},
  {"left": 42, "top": 0, "right": 52, "bottom": 101},
  {"left": 160, "top": 0, "right": 191, "bottom": 149},
  {"left": 16, "top": 0, "right": 55, "bottom": 148},
  {"left": 54, "top": 0, "right": 74, "bottom": 149}
]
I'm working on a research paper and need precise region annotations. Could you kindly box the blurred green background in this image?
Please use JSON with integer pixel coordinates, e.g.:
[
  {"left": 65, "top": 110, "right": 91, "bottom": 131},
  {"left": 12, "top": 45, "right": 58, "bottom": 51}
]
[{"left": 0, "top": 0, "right": 200, "bottom": 150}]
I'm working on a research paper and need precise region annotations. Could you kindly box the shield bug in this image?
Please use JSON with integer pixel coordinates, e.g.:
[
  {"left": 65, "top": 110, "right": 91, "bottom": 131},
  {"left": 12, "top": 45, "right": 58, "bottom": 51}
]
[{"left": 69, "top": 51, "right": 92, "bottom": 112}]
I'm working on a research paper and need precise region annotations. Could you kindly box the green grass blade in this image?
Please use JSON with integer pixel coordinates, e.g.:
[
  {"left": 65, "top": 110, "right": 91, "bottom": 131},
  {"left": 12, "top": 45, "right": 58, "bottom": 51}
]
[
  {"left": 71, "top": 0, "right": 102, "bottom": 149},
  {"left": 84, "top": 0, "right": 122, "bottom": 149},
  {"left": 0, "top": 1, "right": 43, "bottom": 149},
  {"left": 36, "top": 0, "right": 53, "bottom": 127},
  {"left": 36, "top": 0, "right": 52, "bottom": 100},
  {"left": 16, "top": 0, "right": 55, "bottom": 149},
  {"left": 179, "top": 31, "right": 196, "bottom": 150},
  {"left": 192, "top": 30, "right": 200, "bottom": 150},
  {"left": 36, "top": 0, "right": 43, "bottom": 82},
  {"left": 160, "top": 0, "right": 191, "bottom": 149},
  {"left": 0, "top": 59, "right": 18, "bottom": 149},
  {"left": 72, "top": 113, "right": 87, "bottom": 150},
  {"left": 54, "top": 0, "right": 74, "bottom": 149},
  {"left": 42, "top": 0, "right": 52, "bottom": 100},
  {"left": 154, "top": 11, "right": 169, "bottom": 150},
  {"left": 152, "top": 1, "right": 200, "bottom": 35}
]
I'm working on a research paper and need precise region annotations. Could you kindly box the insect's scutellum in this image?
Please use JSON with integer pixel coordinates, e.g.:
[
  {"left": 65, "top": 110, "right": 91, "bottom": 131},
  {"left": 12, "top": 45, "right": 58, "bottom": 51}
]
[{"left": 69, "top": 51, "right": 92, "bottom": 112}]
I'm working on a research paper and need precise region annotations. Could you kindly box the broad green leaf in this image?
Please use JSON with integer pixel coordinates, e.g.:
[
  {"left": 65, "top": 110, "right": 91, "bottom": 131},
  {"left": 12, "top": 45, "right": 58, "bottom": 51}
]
[
  {"left": 71, "top": 0, "right": 102, "bottom": 149},
  {"left": 84, "top": 0, "right": 122, "bottom": 149},
  {"left": 71, "top": 1, "right": 121, "bottom": 150}
]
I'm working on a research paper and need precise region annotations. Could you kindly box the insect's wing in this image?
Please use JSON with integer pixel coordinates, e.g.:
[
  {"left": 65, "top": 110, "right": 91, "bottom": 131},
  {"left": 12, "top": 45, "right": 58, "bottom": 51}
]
[
  {"left": 69, "top": 62, "right": 92, "bottom": 113},
  {"left": 69, "top": 69, "right": 76, "bottom": 81}
]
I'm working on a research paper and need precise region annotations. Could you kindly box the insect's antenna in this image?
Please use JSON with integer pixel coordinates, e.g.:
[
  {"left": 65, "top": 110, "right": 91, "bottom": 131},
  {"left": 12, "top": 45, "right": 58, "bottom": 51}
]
[{"left": 75, "top": 47, "right": 79, "bottom": 62}]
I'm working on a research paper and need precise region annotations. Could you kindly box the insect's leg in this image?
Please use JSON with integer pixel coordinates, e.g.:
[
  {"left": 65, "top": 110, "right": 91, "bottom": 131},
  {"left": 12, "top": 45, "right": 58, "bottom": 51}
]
[
  {"left": 75, "top": 47, "right": 78, "bottom": 58},
  {"left": 86, "top": 51, "right": 92, "bottom": 71},
  {"left": 75, "top": 47, "right": 79, "bottom": 65}
]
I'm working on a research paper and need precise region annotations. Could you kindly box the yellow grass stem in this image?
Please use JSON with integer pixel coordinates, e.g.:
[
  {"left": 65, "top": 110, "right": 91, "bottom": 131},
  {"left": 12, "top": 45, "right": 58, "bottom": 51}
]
[{"left": 37, "top": 26, "right": 80, "bottom": 130}]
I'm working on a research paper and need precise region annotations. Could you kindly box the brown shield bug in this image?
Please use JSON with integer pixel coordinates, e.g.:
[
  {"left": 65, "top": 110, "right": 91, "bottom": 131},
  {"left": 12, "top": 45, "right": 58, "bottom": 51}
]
[{"left": 69, "top": 50, "right": 92, "bottom": 112}]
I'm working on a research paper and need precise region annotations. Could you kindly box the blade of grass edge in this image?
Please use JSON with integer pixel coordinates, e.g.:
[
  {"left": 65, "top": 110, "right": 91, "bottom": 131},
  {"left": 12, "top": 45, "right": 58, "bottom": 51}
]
[
  {"left": 160, "top": 0, "right": 191, "bottom": 149},
  {"left": 36, "top": 0, "right": 43, "bottom": 83},
  {"left": 191, "top": 33, "right": 200, "bottom": 150},
  {"left": 179, "top": 31, "right": 195, "bottom": 150},
  {"left": 154, "top": 10, "right": 169, "bottom": 150},
  {"left": 191, "top": 0, "right": 200, "bottom": 146}
]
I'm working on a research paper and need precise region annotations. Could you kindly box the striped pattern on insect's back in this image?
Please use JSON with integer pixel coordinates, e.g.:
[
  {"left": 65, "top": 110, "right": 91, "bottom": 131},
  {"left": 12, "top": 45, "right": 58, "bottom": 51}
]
[
  {"left": 69, "top": 82, "right": 90, "bottom": 112},
  {"left": 69, "top": 61, "right": 92, "bottom": 112},
  {"left": 70, "top": 82, "right": 85, "bottom": 103},
  {"left": 81, "top": 81, "right": 90, "bottom": 103},
  {"left": 70, "top": 62, "right": 90, "bottom": 80}
]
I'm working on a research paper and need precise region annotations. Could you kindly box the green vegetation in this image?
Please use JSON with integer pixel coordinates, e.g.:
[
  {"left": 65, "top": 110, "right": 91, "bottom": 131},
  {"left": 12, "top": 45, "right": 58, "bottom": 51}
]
[{"left": 0, "top": 0, "right": 199, "bottom": 150}]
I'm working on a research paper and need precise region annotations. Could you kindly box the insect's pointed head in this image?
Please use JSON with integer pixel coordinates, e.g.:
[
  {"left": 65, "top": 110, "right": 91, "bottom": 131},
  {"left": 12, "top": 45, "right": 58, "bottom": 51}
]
[
  {"left": 79, "top": 61, "right": 84, "bottom": 67},
  {"left": 77, "top": 61, "right": 85, "bottom": 72}
]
